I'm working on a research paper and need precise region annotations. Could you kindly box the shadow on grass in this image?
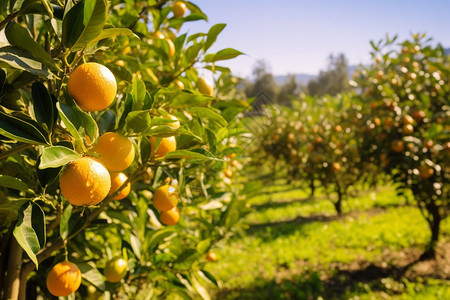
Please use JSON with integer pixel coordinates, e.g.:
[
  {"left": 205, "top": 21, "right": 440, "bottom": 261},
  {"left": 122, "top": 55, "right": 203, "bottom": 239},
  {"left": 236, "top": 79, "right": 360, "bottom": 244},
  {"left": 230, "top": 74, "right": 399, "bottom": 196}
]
[
  {"left": 214, "top": 259, "right": 421, "bottom": 300},
  {"left": 250, "top": 195, "right": 320, "bottom": 211},
  {"left": 246, "top": 209, "right": 388, "bottom": 240}
]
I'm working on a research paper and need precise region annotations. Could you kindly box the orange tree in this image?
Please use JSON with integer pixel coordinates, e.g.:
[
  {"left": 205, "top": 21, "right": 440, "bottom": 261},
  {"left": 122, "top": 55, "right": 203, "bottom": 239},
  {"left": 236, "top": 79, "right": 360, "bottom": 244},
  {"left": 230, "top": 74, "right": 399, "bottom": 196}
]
[
  {"left": 355, "top": 34, "right": 449, "bottom": 258},
  {"left": 252, "top": 94, "right": 362, "bottom": 214},
  {"left": 0, "top": 0, "right": 249, "bottom": 299}
]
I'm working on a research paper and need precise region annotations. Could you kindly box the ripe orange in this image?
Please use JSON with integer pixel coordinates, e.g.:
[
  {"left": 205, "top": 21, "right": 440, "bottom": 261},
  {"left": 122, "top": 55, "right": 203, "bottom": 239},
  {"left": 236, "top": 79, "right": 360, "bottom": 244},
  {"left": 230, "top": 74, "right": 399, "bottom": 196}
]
[
  {"left": 403, "top": 124, "right": 414, "bottom": 134},
  {"left": 206, "top": 251, "right": 217, "bottom": 262},
  {"left": 174, "top": 79, "right": 185, "bottom": 89},
  {"left": 67, "top": 63, "right": 117, "bottom": 112},
  {"left": 60, "top": 157, "right": 111, "bottom": 206},
  {"left": 331, "top": 162, "right": 341, "bottom": 172},
  {"left": 391, "top": 140, "right": 404, "bottom": 153},
  {"left": 108, "top": 172, "right": 131, "bottom": 200},
  {"left": 419, "top": 165, "right": 434, "bottom": 179},
  {"left": 150, "top": 136, "right": 177, "bottom": 158},
  {"left": 166, "top": 38, "right": 176, "bottom": 58},
  {"left": 164, "top": 114, "right": 180, "bottom": 129},
  {"left": 93, "top": 132, "right": 135, "bottom": 172},
  {"left": 160, "top": 206, "right": 180, "bottom": 225},
  {"left": 153, "top": 184, "right": 178, "bottom": 211},
  {"left": 173, "top": 1, "right": 187, "bottom": 18},
  {"left": 46, "top": 261, "right": 81, "bottom": 297},
  {"left": 403, "top": 115, "right": 414, "bottom": 125},
  {"left": 104, "top": 257, "right": 128, "bottom": 283},
  {"left": 224, "top": 169, "right": 233, "bottom": 178},
  {"left": 196, "top": 77, "right": 214, "bottom": 96}
]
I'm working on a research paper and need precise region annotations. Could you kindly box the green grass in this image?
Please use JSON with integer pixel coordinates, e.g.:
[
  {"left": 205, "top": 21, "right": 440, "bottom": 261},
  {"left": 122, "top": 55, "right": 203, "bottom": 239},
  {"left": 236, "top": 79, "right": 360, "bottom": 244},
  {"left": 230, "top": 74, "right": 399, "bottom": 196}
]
[{"left": 205, "top": 181, "right": 450, "bottom": 299}]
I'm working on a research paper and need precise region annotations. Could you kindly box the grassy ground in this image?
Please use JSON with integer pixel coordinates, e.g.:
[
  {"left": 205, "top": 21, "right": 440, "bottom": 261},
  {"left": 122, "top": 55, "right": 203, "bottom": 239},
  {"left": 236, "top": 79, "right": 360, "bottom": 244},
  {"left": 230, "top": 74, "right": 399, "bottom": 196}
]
[{"left": 204, "top": 180, "right": 450, "bottom": 299}]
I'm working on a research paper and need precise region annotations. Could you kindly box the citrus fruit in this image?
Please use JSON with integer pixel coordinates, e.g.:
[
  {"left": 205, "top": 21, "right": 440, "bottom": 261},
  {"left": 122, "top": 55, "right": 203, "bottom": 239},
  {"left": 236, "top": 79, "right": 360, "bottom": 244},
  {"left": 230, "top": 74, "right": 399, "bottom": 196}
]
[
  {"left": 46, "top": 261, "right": 81, "bottom": 297},
  {"left": 174, "top": 79, "right": 185, "bottom": 89},
  {"left": 153, "top": 184, "right": 179, "bottom": 211},
  {"left": 150, "top": 136, "right": 177, "bottom": 158},
  {"left": 93, "top": 132, "right": 135, "bottom": 172},
  {"left": 206, "top": 251, "right": 217, "bottom": 262},
  {"left": 67, "top": 63, "right": 117, "bottom": 112},
  {"left": 332, "top": 162, "right": 341, "bottom": 172},
  {"left": 173, "top": 1, "right": 187, "bottom": 18},
  {"left": 196, "top": 77, "right": 214, "bottom": 96},
  {"left": 419, "top": 165, "right": 434, "bottom": 179},
  {"left": 159, "top": 206, "right": 180, "bottom": 225},
  {"left": 109, "top": 172, "right": 131, "bottom": 200},
  {"left": 60, "top": 157, "right": 111, "bottom": 206},
  {"left": 104, "top": 257, "right": 128, "bottom": 283},
  {"left": 391, "top": 140, "right": 404, "bottom": 153},
  {"left": 224, "top": 169, "right": 233, "bottom": 178},
  {"left": 164, "top": 114, "right": 180, "bottom": 129},
  {"left": 165, "top": 38, "right": 175, "bottom": 58}
]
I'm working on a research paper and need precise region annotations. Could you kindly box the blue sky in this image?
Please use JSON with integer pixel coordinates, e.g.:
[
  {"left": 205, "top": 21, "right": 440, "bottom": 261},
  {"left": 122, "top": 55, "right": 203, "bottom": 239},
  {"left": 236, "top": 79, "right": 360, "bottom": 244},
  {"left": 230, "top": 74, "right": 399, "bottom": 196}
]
[{"left": 182, "top": 0, "right": 450, "bottom": 78}]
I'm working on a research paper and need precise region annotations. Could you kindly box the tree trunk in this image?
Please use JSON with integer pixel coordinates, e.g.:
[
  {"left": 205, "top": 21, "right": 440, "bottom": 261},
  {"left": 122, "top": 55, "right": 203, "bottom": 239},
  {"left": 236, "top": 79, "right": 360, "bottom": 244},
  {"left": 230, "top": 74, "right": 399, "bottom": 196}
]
[
  {"left": 420, "top": 203, "right": 441, "bottom": 260},
  {"left": 334, "top": 180, "right": 343, "bottom": 215},
  {"left": 4, "top": 237, "right": 23, "bottom": 300},
  {"left": 309, "top": 176, "right": 315, "bottom": 198}
]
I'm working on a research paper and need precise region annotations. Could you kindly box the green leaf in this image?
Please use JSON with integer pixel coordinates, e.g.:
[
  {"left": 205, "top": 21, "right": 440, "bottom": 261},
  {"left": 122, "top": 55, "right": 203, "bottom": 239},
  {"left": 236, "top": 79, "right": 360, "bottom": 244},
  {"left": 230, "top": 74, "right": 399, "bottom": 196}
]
[
  {"left": 62, "top": 0, "right": 107, "bottom": 51},
  {"left": 190, "top": 107, "right": 227, "bottom": 127},
  {"left": 5, "top": 21, "right": 59, "bottom": 71},
  {"left": 139, "top": 137, "right": 151, "bottom": 164},
  {"left": 204, "top": 23, "right": 226, "bottom": 51},
  {"left": 0, "top": 110, "right": 48, "bottom": 144},
  {"left": 59, "top": 204, "right": 72, "bottom": 239},
  {"left": 79, "top": 262, "right": 105, "bottom": 291},
  {"left": 39, "top": 146, "right": 81, "bottom": 169},
  {"left": 169, "top": 13, "right": 207, "bottom": 28},
  {"left": 36, "top": 155, "right": 62, "bottom": 187},
  {"left": 192, "top": 272, "right": 211, "bottom": 300},
  {"left": 123, "top": 110, "right": 151, "bottom": 136},
  {"left": 203, "top": 48, "right": 244, "bottom": 63},
  {"left": 86, "top": 27, "right": 138, "bottom": 49},
  {"left": 198, "top": 269, "right": 219, "bottom": 288},
  {"left": 163, "top": 150, "right": 220, "bottom": 161},
  {"left": 131, "top": 76, "right": 146, "bottom": 111},
  {"left": 0, "top": 175, "right": 30, "bottom": 192},
  {"left": 13, "top": 201, "right": 46, "bottom": 268},
  {"left": 0, "top": 68, "right": 6, "bottom": 95},
  {"left": 0, "top": 46, "right": 53, "bottom": 78},
  {"left": 185, "top": 44, "right": 203, "bottom": 63},
  {"left": 31, "top": 82, "right": 56, "bottom": 133},
  {"left": 170, "top": 91, "right": 212, "bottom": 108},
  {"left": 57, "top": 103, "right": 98, "bottom": 148}
]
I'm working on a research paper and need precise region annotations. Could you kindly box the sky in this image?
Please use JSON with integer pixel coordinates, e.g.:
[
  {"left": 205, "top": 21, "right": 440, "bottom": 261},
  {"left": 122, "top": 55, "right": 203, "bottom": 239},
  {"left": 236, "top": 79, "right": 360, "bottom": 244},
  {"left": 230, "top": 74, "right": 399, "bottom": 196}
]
[{"left": 182, "top": 0, "right": 450, "bottom": 79}]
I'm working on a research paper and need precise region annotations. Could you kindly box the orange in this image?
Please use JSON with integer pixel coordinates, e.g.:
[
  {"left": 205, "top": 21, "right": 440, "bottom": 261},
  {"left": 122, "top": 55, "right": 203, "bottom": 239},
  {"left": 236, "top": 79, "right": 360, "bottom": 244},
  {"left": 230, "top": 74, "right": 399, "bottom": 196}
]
[
  {"left": 150, "top": 136, "right": 177, "bottom": 158},
  {"left": 153, "top": 184, "right": 179, "bottom": 211},
  {"left": 93, "top": 132, "right": 135, "bottom": 172},
  {"left": 173, "top": 1, "right": 187, "bottom": 18},
  {"left": 164, "top": 114, "right": 180, "bottom": 129},
  {"left": 224, "top": 169, "right": 233, "bottom": 178},
  {"left": 196, "top": 77, "right": 214, "bottom": 96},
  {"left": 419, "top": 165, "right": 434, "bottom": 179},
  {"left": 104, "top": 257, "right": 128, "bottom": 283},
  {"left": 331, "top": 162, "right": 341, "bottom": 172},
  {"left": 165, "top": 38, "right": 176, "bottom": 58},
  {"left": 403, "top": 124, "right": 414, "bottom": 134},
  {"left": 206, "top": 251, "right": 217, "bottom": 262},
  {"left": 160, "top": 206, "right": 180, "bottom": 225},
  {"left": 114, "top": 60, "right": 125, "bottom": 67},
  {"left": 391, "top": 140, "right": 404, "bottom": 153},
  {"left": 108, "top": 172, "right": 131, "bottom": 200},
  {"left": 174, "top": 79, "right": 185, "bottom": 89},
  {"left": 60, "top": 157, "right": 111, "bottom": 206},
  {"left": 46, "top": 261, "right": 81, "bottom": 297},
  {"left": 67, "top": 63, "right": 117, "bottom": 112}
]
